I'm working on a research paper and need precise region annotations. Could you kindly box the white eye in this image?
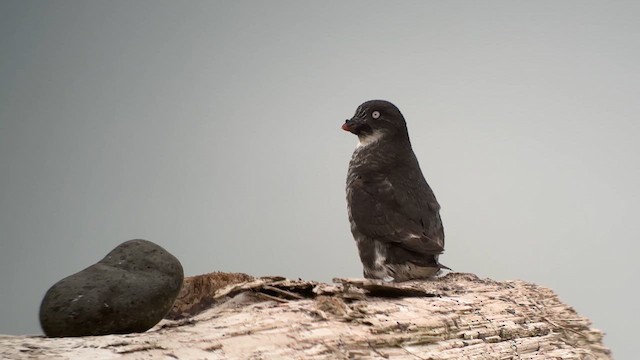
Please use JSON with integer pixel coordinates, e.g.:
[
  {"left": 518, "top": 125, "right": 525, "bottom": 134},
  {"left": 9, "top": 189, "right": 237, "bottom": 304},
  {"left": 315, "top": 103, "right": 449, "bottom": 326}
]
[{"left": 372, "top": 111, "right": 380, "bottom": 119}]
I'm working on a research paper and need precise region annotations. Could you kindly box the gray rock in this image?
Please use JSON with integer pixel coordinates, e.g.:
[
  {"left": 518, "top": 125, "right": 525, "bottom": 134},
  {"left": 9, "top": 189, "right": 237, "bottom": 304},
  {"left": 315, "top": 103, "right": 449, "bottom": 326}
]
[{"left": 39, "top": 239, "right": 184, "bottom": 337}]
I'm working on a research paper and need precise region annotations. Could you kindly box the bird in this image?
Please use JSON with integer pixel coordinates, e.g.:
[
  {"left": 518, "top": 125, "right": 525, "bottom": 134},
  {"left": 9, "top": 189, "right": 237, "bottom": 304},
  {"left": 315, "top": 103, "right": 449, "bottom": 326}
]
[{"left": 342, "top": 100, "right": 449, "bottom": 282}]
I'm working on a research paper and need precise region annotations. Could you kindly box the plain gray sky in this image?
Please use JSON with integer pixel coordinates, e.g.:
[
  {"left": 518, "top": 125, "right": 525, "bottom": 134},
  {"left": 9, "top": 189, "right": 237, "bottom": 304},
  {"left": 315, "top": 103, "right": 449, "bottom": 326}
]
[{"left": 1, "top": 1, "right": 638, "bottom": 358}]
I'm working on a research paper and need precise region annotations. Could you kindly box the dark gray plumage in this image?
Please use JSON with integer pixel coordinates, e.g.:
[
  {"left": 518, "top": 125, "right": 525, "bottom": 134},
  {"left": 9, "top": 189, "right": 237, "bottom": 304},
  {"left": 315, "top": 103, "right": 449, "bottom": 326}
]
[{"left": 342, "top": 100, "right": 449, "bottom": 281}]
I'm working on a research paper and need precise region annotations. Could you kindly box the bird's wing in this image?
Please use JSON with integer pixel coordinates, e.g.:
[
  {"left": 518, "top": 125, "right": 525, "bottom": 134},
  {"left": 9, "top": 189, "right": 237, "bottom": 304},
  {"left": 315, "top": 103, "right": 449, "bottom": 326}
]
[{"left": 348, "top": 166, "right": 444, "bottom": 256}]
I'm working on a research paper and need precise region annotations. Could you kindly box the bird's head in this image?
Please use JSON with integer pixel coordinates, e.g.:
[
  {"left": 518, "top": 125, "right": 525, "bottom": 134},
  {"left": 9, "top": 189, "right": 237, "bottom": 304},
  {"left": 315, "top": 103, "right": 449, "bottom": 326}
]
[{"left": 342, "top": 100, "right": 408, "bottom": 146}]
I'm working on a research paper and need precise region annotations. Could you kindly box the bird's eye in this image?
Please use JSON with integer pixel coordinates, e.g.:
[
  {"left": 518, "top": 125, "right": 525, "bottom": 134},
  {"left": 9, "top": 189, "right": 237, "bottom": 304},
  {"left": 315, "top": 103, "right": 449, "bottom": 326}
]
[{"left": 372, "top": 111, "right": 380, "bottom": 119}]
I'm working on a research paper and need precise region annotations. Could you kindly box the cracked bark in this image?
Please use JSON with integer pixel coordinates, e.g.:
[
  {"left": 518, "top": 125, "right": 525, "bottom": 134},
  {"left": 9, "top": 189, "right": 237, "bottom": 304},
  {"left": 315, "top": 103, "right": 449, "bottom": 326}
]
[{"left": 0, "top": 272, "right": 611, "bottom": 359}]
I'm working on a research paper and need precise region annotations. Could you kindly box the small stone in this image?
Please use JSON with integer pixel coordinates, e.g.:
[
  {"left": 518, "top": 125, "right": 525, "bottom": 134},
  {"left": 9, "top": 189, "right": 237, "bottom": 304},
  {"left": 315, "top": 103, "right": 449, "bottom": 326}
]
[{"left": 39, "top": 239, "right": 184, "bottom": 337}]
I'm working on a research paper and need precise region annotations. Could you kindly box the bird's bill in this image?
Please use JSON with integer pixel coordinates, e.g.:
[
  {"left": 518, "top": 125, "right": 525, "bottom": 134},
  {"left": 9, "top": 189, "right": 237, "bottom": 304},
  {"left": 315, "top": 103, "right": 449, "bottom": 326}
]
[{"left": 342, "top": 117, "right": 369, "bottom": 135}]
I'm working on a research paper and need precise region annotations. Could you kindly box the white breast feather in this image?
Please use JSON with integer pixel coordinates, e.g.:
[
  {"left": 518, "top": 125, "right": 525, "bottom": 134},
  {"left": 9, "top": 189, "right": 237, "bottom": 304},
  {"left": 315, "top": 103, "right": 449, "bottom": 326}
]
[{"left": 357, "top": 130, "right": 384, "bottom": 148}]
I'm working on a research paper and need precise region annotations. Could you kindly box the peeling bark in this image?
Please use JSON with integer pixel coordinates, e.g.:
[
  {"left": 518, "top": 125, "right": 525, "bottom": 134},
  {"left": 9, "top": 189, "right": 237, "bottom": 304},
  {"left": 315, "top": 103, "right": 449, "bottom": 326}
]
[{"left": 1, "top": 273, "right": 611, "bottom": 359}]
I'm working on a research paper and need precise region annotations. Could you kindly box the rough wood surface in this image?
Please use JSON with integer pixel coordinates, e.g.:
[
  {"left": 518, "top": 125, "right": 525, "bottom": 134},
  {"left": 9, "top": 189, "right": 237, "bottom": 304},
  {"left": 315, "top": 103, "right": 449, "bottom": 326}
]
[
  {"left": 0, "top": 273, "right": 611, "bottom": 359},
  {"left": 165, "top": 271, "right": 255, "bottom": 320}
]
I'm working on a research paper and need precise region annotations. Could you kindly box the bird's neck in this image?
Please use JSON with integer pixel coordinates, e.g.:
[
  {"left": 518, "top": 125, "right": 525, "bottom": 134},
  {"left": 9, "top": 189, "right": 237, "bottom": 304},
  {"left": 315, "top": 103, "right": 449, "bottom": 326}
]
[
  {"left": 349, "top": 138, "right": 414, "bottom": 175},
  {"left": 356, "top": 131, "right": 385, "bottom": 148}
]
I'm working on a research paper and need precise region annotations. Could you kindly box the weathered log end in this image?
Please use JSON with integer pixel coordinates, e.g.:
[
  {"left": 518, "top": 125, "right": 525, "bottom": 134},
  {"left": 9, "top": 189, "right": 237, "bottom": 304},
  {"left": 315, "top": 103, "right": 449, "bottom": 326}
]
[{"left": 1, "top": 272, "right": 611, "bottom": 359}]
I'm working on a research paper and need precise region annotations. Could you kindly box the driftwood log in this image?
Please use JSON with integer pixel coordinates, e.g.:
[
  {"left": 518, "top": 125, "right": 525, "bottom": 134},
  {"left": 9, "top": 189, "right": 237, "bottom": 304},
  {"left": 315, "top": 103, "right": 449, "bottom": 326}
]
[{"left": 1, "top": 272, "right": 611, "bottom": 359}]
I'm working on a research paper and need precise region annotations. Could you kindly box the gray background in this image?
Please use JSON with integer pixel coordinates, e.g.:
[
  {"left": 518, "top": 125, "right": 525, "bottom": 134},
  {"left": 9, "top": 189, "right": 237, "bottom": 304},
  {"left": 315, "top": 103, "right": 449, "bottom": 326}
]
[{"left": 1, "top": 1, "right": 637, "bottom": 358}]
